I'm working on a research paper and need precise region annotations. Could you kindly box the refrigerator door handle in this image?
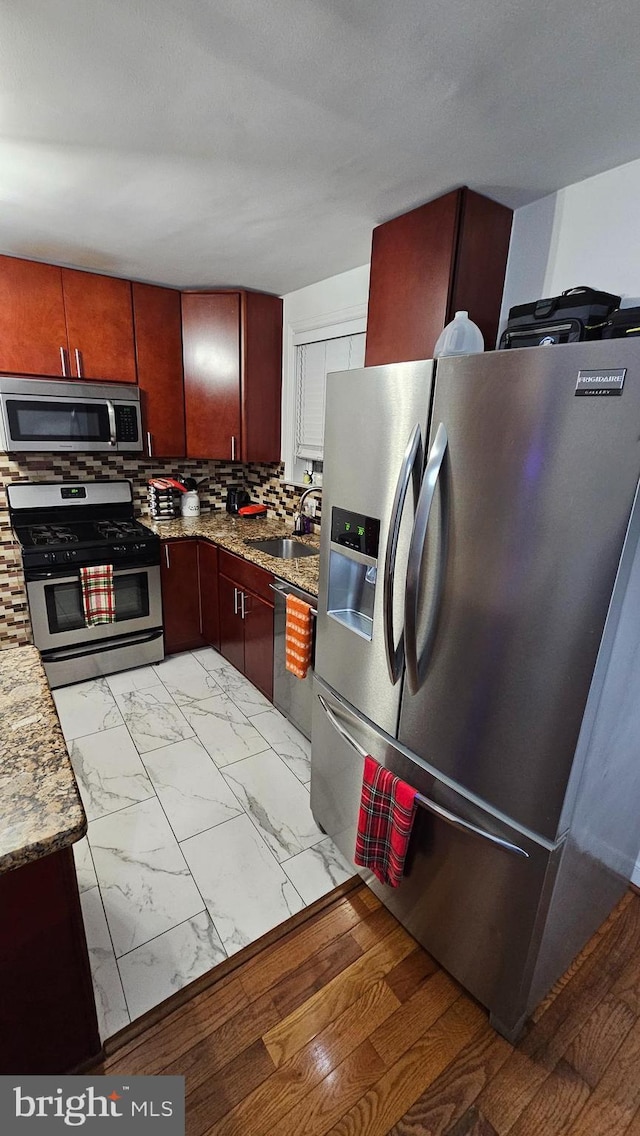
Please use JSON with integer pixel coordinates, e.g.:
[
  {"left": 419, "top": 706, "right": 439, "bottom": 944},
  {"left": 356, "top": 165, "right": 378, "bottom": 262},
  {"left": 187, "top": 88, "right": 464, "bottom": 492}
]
[
  {"left": 383, "top": 423, "right": 423, "bottom": 684},
  {"left": 317, "top": 693, "right": 529, "bottom": 860},
  {"left": 405, "top": 422, "right": 449, "bottom": 695}
]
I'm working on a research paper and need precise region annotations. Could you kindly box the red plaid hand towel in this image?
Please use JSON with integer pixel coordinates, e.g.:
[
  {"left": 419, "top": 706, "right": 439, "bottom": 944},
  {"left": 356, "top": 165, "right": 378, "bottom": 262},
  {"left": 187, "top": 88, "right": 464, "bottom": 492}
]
[
  {"left": 354, "top": 755, "right": 418, "bottom": 887},
  {"left": 80, "top": 565, "right": 116, "bottom": 626}
]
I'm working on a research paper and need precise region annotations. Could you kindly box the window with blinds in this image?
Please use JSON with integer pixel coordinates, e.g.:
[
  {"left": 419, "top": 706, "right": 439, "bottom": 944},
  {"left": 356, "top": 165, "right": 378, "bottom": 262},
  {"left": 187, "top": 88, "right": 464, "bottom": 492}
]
[{"left": 294, "top": 332, "right": 365, "bottom": 461}]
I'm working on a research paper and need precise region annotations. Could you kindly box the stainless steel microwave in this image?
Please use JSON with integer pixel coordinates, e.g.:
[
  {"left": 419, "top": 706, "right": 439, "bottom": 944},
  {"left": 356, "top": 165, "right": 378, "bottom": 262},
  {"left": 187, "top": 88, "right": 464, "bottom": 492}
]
[{"left": 0, "top": 377, "right": 143, "bottom": 453}]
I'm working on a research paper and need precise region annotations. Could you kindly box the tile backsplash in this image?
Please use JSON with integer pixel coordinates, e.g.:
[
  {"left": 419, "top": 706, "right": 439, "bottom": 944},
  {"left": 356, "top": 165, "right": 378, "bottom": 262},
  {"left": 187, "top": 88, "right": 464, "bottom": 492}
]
[{"left": 0, "top": 454, "right": 313, "bottom": 650}]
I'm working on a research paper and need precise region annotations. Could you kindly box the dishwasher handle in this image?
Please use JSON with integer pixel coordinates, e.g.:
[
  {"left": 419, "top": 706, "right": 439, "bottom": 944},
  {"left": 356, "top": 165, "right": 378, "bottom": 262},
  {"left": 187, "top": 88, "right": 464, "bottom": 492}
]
[{"left": 269, "top": 581, "right": 318, "bottom": 617}]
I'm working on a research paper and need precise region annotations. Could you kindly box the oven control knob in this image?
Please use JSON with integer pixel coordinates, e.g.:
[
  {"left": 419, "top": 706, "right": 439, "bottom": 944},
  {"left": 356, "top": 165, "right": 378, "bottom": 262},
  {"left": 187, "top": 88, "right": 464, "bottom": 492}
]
[
  {"left": 64, "top": 550, "right": 78, "bottom": 561},
  {"left": 44, "top": 552, "right": 57, "bottom": 563}
]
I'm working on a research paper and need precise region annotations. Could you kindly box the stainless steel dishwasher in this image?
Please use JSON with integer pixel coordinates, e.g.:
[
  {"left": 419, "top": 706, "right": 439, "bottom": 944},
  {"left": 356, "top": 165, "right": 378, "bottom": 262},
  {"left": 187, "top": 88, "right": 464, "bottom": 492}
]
[{"left": 271, "top": 578, "right": 317, "bottom": 740}]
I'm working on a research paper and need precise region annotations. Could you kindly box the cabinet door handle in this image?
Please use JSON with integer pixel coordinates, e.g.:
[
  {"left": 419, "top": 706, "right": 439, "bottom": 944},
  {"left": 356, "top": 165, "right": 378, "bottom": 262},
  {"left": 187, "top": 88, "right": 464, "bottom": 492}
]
[
  {"left": 60, "top": 346, "right": 69, "bottom": 377},
  {"left": 233, "top": 587, "right": 239, "bottom": 615},
  {"left": 164, "top": 545, "right": 170, "bottom": 569},
  {"left": 74, "top": 348, "right": 83, "bottom": 378},
  {"left": 231, "top": 436, "right": 237, "bottom": 461},
  {"left": 147, "top": 431, "right": 153, "bottom": 456},
  {"left": 240, "top": 592, "right": 247, "bottom": 620}
]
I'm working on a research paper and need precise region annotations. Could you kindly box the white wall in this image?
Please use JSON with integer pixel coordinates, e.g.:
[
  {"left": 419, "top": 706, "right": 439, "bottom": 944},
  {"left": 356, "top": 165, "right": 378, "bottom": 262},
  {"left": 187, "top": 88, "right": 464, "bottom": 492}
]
[
  {"left": 282, "top": 264, "right": 370, "bottom": 328},
  {"left": 280, "top": 264, "right": 370, "bottom": 481},
  {"left": 501, "top": 156, "right": 640, "bottom": 329}
]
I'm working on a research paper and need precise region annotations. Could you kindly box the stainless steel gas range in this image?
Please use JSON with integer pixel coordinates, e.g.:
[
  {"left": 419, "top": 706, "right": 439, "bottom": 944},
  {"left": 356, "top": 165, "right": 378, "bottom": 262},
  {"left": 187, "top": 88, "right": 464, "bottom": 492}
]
[{"left": 8, "top": 480, "right": 164, "bottom": 687}]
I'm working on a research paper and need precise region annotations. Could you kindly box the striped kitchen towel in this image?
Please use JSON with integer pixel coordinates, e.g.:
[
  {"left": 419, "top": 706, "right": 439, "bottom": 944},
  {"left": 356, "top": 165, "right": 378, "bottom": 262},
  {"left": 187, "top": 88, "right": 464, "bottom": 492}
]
[
  {"left": 285, "top": 593, "right": 313, "bottom": 679},
  {"left": 80, "top": 565, "right": 116, "bottom": 626},
  {"left": 354, "top": 755, "right": 418, "bottom": 887}
]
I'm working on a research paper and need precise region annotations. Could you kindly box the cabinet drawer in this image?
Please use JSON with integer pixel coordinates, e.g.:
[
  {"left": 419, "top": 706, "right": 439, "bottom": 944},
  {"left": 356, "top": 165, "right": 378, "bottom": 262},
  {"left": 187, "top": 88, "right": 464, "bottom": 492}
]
[{"left": 218, "top": 549, "right": 274, "bottom": 603}]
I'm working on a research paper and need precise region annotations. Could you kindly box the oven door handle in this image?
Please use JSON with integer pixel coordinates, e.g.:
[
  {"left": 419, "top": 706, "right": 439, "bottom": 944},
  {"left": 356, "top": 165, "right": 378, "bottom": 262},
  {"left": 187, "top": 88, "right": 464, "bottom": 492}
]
[
  {"left": 26, "top": 562, "right": 160, "bottom": 583},
  {"left": 41, "top": 629, "right": 164, "bottom": 663}
]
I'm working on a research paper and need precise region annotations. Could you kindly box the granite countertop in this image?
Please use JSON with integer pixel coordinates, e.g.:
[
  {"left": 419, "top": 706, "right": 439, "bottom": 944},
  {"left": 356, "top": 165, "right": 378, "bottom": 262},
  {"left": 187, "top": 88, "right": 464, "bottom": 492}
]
[
  {"left": 148, "top": 512, "right": 321, "bottom": 597},
  {"left": 0, "top": 646, "right": 86, "bottom": 875}
]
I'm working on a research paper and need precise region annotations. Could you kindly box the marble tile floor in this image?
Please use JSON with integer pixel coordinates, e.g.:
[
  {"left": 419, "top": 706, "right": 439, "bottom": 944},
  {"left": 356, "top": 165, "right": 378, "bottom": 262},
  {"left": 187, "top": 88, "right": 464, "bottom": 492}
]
[{"left": 53, "top": 648, "right": 354, "bottom": 1043}]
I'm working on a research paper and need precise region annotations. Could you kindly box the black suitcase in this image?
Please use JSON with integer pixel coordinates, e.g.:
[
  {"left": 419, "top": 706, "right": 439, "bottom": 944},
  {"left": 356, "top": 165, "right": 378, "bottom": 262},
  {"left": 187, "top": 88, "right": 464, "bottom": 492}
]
[
  {"left": 499, "top": 286, "right": 621, "bottom": 349},
  {"left": 600, "top": 307, "right": 640, "bottom": 339}
]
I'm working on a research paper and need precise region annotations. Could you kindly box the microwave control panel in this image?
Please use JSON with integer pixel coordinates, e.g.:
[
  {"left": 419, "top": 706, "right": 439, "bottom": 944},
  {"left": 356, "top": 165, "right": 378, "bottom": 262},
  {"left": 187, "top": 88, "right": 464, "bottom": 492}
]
[{"left": 115, "top": 405, "right": 140, "bottom": 442}]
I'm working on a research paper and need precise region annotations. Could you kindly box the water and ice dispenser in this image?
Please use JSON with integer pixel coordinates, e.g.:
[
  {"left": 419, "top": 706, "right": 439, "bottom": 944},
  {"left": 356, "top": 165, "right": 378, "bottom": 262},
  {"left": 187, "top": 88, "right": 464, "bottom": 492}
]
[{"left": 327, "top": 507, "right": 380, "bottom": 640}]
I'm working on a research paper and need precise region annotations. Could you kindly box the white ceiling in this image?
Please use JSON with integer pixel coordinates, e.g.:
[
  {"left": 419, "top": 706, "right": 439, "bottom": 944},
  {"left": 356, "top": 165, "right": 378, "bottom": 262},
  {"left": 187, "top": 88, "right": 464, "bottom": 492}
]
[{"left": 1, "top": 0, "right": 639, "bottom": 295}]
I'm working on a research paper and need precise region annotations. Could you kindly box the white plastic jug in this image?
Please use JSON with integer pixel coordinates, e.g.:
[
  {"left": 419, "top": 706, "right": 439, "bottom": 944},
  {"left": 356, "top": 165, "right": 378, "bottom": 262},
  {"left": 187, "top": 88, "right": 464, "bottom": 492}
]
[{"left": 433, "top": 311, "right": 484, "bottom": 357}]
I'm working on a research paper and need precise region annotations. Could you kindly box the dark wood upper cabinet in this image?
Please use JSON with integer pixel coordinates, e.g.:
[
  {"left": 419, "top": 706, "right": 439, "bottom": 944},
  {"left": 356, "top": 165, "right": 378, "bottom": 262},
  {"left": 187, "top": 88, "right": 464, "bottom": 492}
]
[
  {"left": 61, "top": 268, "right": 137, "bottom": 383},
  {"left": 133, "top": 282, "right": 185, "bottom": 457},
  {"left": 0, "top": 255, "right": 69, "bottom": 377},
  {"left": 364, "top": 188, "right": 513, "bottom": 366},
  {"left": 182, "top": 289, "right": 283, "bottom": 462},
  {"left": 182, "top": 292, "right": 241, "bottom": 461},
  {"left": 242, "top": 290, "right": 283, "bottom": 464},
  {"left": 0, "top": 255, "right": 137, "bottom": 383}
]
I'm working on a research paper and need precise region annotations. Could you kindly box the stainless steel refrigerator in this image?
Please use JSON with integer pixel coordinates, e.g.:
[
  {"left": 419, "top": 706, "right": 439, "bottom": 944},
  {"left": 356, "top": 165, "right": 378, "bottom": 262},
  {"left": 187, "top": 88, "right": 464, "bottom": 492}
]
[{"left": 310, "top": 340, "right": 640, "bottom": 1041}]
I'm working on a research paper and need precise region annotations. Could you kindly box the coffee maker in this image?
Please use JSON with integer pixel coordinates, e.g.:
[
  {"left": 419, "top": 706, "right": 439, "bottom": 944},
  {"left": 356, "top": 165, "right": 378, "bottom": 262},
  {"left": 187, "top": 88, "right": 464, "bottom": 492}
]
[{"left": 225, "top": 485, "right": 251, "bottom": 514}]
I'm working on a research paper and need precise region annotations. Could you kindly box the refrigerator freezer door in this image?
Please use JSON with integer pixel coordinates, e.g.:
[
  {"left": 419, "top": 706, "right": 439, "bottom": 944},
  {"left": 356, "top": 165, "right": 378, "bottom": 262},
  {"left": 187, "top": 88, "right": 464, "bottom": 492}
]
[
  {"left": 315, "top": 360, "right": 434, "bottom": 735},
  {"left": 310, "top": 677, "right": 560, "bottom": 1037},
  {"left": 399, "top": 341, "right": 640, "bottom": 841}
]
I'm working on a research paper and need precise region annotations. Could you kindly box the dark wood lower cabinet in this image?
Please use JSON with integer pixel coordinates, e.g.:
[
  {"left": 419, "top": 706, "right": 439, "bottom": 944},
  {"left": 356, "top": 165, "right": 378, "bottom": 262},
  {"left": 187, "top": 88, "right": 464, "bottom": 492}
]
[
  {"left": 0, "top": 846, "right": 101, "bottom": 1073},
  {"left": 160, "top": 540, "right": 203, "bottom": 654},
  {"left": 216, "top": 550, "right": 274, "bottom": 698},
  {"left": 199, "top": 541, "right": 220, "bottom": 649},
  {"left": 244, "top": 591, "right": 274, "bottom": 701},
  {"left": 218, "top": 573, "right": 245, "bottom": 672},
  {"left": 161, "top": 539, "right": 274, "bottom": 699},
  {"left": 219, "top": 576, "right": 274, "bottom": 699}
]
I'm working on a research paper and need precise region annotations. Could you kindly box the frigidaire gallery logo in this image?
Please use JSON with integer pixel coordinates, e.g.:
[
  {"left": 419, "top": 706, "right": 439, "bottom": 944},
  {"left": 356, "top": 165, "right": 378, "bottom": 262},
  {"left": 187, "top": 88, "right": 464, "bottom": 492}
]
[{"left": 0, "top": 1076, "right": 185, "bottom": 1133}]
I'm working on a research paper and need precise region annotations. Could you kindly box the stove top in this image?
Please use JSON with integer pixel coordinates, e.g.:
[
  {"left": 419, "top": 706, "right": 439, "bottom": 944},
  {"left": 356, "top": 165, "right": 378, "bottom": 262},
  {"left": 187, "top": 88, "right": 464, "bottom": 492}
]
[
  {"left": 7, "top": 480, "right": 160, "bottom": 571},
  {"left": 16, "top": 518, "right": 153, "bottom": 550}
]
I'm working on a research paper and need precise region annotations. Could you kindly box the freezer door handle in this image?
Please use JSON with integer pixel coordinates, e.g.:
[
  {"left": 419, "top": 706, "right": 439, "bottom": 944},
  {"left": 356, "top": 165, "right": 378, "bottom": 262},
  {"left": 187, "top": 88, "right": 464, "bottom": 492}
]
[
  {"left": 317, "top": 692, "right": 529, "bottom": 859},
  {"left": 405, "top": 422, "right": 449, "bottom": 695},
  {"left": 383, "top": 422, "right": 423, "bottom": 685}
]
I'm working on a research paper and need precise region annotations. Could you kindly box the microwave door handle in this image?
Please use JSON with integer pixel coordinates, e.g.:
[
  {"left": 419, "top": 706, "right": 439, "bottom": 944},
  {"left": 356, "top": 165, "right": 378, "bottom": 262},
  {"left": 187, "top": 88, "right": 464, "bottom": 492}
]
[
  {"left": 317, "top": 693, "right": 528, "bottom": 859},
  {"left": 383, "top": 423, "right": 423, "bottom": 685},
  {"left": 106, "top": 400, "right": 117, "bottom": 447},
  {"left": 404, "top": 422, "right": 448, "bottom": 696}
]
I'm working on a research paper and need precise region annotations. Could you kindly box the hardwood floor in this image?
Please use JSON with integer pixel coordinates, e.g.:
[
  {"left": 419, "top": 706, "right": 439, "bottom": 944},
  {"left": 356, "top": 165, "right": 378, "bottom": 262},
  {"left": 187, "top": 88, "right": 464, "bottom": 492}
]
[{"left": 95, "top": 885, "right": 640, "bottom": 1135}]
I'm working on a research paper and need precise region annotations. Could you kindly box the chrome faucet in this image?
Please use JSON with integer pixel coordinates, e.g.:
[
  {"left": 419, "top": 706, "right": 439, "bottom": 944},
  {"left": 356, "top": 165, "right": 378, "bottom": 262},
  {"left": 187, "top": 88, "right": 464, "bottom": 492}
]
[{"left": 293, "top": 486, "right": 323, "bottom": 535}]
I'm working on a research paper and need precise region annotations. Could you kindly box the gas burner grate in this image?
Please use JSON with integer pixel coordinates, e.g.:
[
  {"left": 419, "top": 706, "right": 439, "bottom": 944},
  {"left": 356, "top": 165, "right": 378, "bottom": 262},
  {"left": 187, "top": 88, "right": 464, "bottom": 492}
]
[
  {"left": 94, "top": 520, "right": 141, "bottom": 539},
  {"left": 29, "top": 524, "right": 78, "bottom": 546}
]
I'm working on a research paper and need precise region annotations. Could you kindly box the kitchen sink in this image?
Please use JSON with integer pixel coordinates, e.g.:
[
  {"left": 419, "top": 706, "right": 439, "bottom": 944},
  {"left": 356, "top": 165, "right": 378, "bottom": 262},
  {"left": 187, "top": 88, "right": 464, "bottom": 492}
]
[{"left": 245, "top": 537, "right": 319, "bottom": 559}]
